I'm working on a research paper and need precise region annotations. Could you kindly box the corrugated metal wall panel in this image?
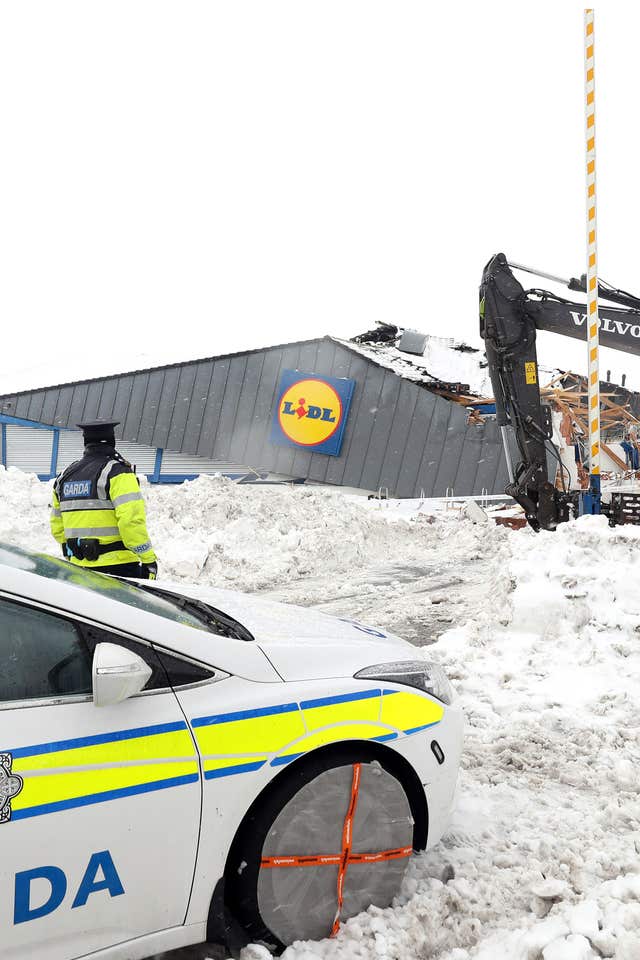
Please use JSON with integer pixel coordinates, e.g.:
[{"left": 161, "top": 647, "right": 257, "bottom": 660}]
[
  {"left": 99, "top": 379, "right": 119, "bottom": 420},
  {"left": 377, "top": 379, "right": 419, "bottom": 493},
  {"left": 5, "top": 426, "right": 53, "bottom": 472},
  {"left": 182, "top": 362, "right": 214, "bottom": 455},
  {"left": 112, "top": 376, "right": 135, "bottom": 427},
  {"left": 200, "top": 359, "right": 230, "bottom": 458},
  {"left": 14, "top": 394, "right": 31, "bottom": 419},
  {"left": 395, "top": 389, "right": 437, "bottom": 498},
  {"left": 250, "top": 350, "right": 288, "bottom": 469},
  {"left": 214, "top": 355, "right": 248, "bottom": 460},
  {"left": 413, "top": 394, "right": 451, "bottom": 497},
  {"left": 137, "top": 370, "right": 165, "bottom": 446},
  {"left": 82, "top": 381, "right": 104, "bottom": 422},
  {"left": 40, "top": 390, "right": 59, "bottom": 425},
  {"left": 167, "top": 366, "right": 197, "bottom": 453},
  {"left": 153, "top": 368, "right": 181, "bottom": 447},
  {"left": 68, "top": 383, "right": 89, "bottom": 426},
  {"left": 228, "top": 353, "right": 264, "bottom": 465},
  {"left": 53, "top": 386, "right": 74, "bottom": 426},
  {"left": 319, "top": 347, "right": 365, "bottom": 485},
  {"left": 359, "top": 371, "right": 402, "bottom": 493},
  {"left": 433, "top": 404, "right": 467, "bottom": 495},
  {"left": 453, "top": 424, "right": 486, "bottom": 496},
  {"left": 272, "top": 344, "right": 302, "bottom": 477},
  {"left": 26, "top": 392, "right": 46, "bottom": 423},
  {"left": 123, "top": 373, "right": 149, "bottom": 443}
]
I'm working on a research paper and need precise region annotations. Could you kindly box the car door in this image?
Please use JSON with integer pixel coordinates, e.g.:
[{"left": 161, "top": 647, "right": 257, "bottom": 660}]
[{"left": 0, "top": 596, "right": 201, "bottom": 960}]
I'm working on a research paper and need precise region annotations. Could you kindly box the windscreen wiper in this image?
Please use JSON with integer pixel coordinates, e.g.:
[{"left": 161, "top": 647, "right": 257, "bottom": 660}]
[{"left": 134, "top": 583, "right": 254, "bottom": 642}]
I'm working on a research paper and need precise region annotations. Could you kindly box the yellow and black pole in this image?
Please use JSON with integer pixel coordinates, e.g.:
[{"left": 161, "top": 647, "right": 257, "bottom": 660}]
[{"left": 584, "top": 9, "right": 601, "bottom": 512}]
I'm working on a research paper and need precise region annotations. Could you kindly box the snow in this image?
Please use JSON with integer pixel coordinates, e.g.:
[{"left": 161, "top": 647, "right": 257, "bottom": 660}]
[
  {"left": 336, "top": 335, "right": 492, "bottom": 396},
  {"left": 1, "top": 467, "right": 639, "bottom": 958}
]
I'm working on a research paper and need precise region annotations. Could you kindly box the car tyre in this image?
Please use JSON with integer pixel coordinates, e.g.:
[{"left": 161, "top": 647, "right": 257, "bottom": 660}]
[{"left": 224, "top": 744, "right": 417, "bottom": 951}]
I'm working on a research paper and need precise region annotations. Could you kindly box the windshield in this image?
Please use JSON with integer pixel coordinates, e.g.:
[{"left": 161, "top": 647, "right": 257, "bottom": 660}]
[{"left": 0, "top": 543, "right": 230, "bottom": 635}]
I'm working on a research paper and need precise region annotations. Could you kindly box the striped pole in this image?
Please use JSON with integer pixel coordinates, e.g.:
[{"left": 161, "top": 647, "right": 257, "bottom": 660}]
[{"left": 584, "top": 9, "right": 600, "bottom": 483}]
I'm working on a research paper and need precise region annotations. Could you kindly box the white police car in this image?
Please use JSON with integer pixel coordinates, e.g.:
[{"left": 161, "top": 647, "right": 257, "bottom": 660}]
[{"left": 0, "top": 543, "right": 462, "bottom": 959}]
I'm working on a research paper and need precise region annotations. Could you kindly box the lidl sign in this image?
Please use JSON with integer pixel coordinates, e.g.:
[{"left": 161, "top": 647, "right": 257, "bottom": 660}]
[{"left": 270, "top": 370, "right": 355, "bottom": 456}]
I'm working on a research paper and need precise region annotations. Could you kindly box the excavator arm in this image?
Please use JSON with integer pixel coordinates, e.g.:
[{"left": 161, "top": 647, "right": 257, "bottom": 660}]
[{"left": 480, "top": 253, "right": 640, "bottom": 531}]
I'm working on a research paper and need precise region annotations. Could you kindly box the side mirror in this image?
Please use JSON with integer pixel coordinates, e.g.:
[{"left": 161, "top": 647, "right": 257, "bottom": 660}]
[{"left": 92, "top": 642, "right": 152, "bottom": 707}]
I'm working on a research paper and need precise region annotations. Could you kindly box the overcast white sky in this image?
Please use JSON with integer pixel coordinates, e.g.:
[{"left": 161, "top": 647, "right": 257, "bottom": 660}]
[{"left": 2, "top": 1, "right": 640, "bottom": 393}]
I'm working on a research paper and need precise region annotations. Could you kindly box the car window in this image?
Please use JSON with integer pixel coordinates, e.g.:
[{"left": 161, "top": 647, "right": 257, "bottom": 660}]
[
  {"left": 0, "top": 598, "right": 92, "bottom": 703},
  {"left": 79, "top": 624, "right": 216, "bottom": 690},
  {"left": 0, "top": 543, "right": 224, "bottom": 635},
  {"left": 79, "top": 624, "right": 168, "bottom": 692},
  {"left": 155, "top": 649, "right": 216, "bottom": 687}
]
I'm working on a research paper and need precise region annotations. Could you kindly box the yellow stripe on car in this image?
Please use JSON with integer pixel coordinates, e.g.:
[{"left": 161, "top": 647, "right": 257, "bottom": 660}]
[{"left": 5, "top": 689, "right": 445, "bottom": 821}]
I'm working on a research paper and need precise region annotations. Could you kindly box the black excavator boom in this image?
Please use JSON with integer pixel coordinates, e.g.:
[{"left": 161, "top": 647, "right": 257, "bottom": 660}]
[
  {"left": 480, "top": 254, "right": 571, "bottom": 531},
  {"left": 480, "top": 253, "right": 640, "bottom": 531}
]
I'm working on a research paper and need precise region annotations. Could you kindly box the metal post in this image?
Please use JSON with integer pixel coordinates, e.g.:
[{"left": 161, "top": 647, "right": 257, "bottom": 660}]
[
  {"left": 584, "top": 9, "right": 601, "bottom": 510},
  {"left": 500, "top": 425, "right": 515, "bottom": 484}
]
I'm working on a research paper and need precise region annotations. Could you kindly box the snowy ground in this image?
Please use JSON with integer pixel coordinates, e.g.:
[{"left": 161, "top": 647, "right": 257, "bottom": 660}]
[{"left": 1, "top": 468, "right": 639, "bottom": 959}]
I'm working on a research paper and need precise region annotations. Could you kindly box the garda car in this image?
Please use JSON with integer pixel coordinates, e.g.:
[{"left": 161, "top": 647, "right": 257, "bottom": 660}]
[{"left": 0, "top": 543, "right": 462, "bottom": 960}]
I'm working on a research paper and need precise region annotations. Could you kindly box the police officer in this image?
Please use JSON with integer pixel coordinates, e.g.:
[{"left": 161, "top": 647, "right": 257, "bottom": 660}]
[{"left": 50, "top": 420, "right": 158, "bottom": 579}]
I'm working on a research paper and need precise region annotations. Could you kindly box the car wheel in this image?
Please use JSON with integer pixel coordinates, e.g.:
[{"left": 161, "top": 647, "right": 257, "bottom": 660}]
[{"left": 224, "top": 745, "right": 416, "bottom": 949}]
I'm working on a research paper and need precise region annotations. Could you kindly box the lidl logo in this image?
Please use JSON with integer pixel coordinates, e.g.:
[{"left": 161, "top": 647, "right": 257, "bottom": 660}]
[{"left": 271, "top": 370, "right": 355, "bottom": 456}]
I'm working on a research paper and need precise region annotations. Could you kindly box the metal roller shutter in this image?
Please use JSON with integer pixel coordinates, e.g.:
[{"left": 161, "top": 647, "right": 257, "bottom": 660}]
[
  {"left": 5, "top": 426, "right": 53, "bottom": 473},
  {"left": 159, "top": 450, "right": 251, "bottom": 477}
]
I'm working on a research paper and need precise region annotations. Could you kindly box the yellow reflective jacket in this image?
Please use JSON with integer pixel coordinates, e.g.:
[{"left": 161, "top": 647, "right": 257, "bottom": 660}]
[{"left": 50, "top": 450, "right": 156, "bottom": 568}]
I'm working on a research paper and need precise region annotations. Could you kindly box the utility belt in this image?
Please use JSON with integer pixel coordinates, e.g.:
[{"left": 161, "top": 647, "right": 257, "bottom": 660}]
[{"left": 67, "top": 539, "right": 126, "bottom": 562}]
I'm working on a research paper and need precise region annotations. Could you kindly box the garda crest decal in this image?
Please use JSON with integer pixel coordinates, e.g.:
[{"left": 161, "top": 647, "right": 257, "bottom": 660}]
[
  {"left": 0, "top": 754, "right": 23, "bottom": 824},
  {"left": 271, "top": 370, "right": 355, "bottom": 456}
]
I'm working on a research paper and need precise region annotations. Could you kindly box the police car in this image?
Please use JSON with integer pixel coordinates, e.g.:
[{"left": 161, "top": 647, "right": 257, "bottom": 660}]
[{"left": 0, "top": 542, "right": 462, "bottom": 960}]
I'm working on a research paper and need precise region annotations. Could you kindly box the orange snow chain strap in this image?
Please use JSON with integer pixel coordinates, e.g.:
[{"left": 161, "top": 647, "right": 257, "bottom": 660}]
[
  {"left": 260, "top": 847, "right": 413, "bottom": 869},
  {"left": 331, "top": 762, "right": 361, "bottom": 936},
  {"left": 260, "top": 763, "right": 413, "bottom": 937}
]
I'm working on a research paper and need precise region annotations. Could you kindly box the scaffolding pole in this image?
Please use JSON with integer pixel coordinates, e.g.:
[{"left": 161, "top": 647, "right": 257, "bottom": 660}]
[{"left": 584, "top": 9, "right": 601, "bottom": 509}]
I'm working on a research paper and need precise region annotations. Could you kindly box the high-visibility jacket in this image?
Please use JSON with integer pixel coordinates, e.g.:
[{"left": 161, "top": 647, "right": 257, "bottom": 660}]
[{"left": 50, "top": 446, "right": 156, "bottom": 568}]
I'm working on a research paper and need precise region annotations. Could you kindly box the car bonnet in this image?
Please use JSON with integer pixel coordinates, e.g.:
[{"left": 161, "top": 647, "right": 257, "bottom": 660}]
[{"left": 162, "top": 582, "right": 418, "bottom": 682}]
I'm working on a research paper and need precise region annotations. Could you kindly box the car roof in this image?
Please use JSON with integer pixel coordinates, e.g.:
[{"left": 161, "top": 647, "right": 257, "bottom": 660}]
[{"left": 0, "top": 542, "right": 278, "bottom": 682}]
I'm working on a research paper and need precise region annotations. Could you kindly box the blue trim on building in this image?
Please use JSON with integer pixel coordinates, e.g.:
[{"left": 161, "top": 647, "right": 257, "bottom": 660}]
[
  {"left": 50, "top": 429, "right": 60, "bottom": 477},
  {"left": 153, "top": 448, "right": 163, "bottom": 482},
  {"left": 1, "top": 423, "right": 5, "bottom": 467},
  {"left": 0, "top": 413, "right": 61, "bottom": 431}
]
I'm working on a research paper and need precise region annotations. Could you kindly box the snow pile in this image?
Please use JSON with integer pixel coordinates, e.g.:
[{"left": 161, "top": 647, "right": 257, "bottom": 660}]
[
  {"left": 0, "top": 467, "right": 474, "bottom": 594},
  {"left": 337, "top": 334, "right": 492, "bottom": 396},
  {"left": 264, "top": 516, "right": 640, "bottom": 960}
]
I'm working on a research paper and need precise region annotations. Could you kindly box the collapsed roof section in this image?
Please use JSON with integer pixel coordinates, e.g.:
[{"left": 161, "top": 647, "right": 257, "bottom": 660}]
[{"left": 346, "top": 324, "right": 492, "bottom": 403}]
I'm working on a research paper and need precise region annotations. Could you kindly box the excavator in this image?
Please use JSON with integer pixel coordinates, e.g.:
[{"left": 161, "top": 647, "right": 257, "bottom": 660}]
[{"left": 480, "top": 252, "right": 640, "bottom": 531}]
